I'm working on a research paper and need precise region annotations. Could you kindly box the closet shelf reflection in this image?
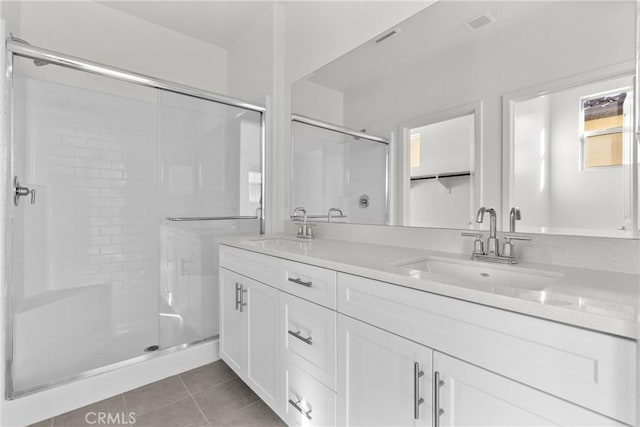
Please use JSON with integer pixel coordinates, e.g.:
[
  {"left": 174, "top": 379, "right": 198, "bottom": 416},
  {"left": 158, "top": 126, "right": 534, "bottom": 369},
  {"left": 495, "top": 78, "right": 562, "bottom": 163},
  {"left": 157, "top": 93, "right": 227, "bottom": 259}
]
[{"left": 410, "top": 171, "right": 471, "bottom": 181}]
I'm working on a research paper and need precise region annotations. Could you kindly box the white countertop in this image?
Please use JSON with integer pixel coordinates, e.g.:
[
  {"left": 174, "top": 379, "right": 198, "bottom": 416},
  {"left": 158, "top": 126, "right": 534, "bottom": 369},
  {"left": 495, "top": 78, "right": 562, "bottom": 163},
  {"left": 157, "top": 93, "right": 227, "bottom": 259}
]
[{"left": 220, "top": 235, "right": 640, "bottom": 339}]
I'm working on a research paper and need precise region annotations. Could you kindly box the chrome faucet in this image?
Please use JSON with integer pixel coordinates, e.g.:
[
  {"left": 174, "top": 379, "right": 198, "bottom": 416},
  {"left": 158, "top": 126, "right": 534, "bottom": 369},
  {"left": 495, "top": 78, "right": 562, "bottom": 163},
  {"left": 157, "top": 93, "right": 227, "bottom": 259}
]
[
  {"left": 292, "top": 207, "right": 314, "bottom": 239},
  {"left": 476, "top": 207, "right": 498, "bottom": 256},
  {"left": 328, "top": 207, "right": 343, "bottom": 223},
  {"left": 462, "top": 207, "right": 531, "bottom": 264}
]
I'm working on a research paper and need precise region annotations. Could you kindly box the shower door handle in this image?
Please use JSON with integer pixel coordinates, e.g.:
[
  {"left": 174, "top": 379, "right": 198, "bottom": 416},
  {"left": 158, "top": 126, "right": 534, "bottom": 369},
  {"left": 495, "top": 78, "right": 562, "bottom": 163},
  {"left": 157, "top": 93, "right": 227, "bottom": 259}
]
[{"left": 14, "top": 177, "right": 35, "bottom": 206}]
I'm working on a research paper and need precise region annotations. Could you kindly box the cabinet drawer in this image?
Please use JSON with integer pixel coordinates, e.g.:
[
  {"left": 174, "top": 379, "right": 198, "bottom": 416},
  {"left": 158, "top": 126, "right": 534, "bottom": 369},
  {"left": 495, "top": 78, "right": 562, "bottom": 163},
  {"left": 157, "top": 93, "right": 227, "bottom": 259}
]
[
  {"left": 338, "top": 273, "right": 636, "bottom": 425},
  {"left": 285, "top": 363, "right": 336, "bottom": 427},
  {"left": 219, "top": 245, "right": 279, "bottom": 287},
  {"left": 280, "top": 260, "right": 337, "bottom": 309},
  {"left": 281, "top": 293, "right": 337, "bottom": 390}
]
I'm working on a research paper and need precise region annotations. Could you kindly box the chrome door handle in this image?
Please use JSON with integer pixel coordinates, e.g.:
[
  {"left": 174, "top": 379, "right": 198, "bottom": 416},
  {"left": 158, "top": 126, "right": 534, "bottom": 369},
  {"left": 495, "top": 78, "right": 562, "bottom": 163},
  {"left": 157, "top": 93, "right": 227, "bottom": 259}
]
[
  {"left": 414, "top": 362, "right": 425, "bottom": 420},
  {"left": 14, "top": 177, "right": 35, "bottom": 206},
  {"left": 288, "top": 329, "right": 313, "bottom": 345},
  {"left": 288, "top": 398, "right": 312, "bottom": 420},
  {"left": 288, "top": 277, "right": 312, "bottom": 287},
  {"left": 235, "top": 282, "right": 241, "bottom": 311},
  {"left": 239, "top": 285, "right": 247, "bottom": 313},
  {"left": 434, "top": 370, "right": 444, "bottom": 427}
]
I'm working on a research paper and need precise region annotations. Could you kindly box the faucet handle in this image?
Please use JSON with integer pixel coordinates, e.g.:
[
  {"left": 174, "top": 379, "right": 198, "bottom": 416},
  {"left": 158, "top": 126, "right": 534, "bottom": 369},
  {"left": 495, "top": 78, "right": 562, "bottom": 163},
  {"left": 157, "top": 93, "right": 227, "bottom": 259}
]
[
  {"left": 502, "top": 234, "right": 531, "bottom": 260},
  {"left": 461, "top": 232, "right": 484, "bottom": 256},
  {"left": 305, "top": 223, "right": 315, "bottom": 239},
  {"left": 461, "top": 232, "right": 483, "bottom": 238},
  {"left": 503, "top": 233, "right": 531, "bottom": 242}
]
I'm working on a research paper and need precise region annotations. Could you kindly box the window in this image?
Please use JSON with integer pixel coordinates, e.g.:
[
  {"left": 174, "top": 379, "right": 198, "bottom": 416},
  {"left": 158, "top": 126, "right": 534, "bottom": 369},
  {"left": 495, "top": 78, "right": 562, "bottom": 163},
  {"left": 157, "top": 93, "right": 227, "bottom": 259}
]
[{"left": 581, "top": 91, "right": 628, "bottom": 168}]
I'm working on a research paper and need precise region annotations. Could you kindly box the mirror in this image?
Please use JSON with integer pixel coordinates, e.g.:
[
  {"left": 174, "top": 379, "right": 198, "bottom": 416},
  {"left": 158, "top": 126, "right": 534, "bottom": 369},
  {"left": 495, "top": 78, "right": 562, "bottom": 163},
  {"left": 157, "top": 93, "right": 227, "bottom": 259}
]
[{"left": 291, "top": 0, "right": 638, "bottom": 237}]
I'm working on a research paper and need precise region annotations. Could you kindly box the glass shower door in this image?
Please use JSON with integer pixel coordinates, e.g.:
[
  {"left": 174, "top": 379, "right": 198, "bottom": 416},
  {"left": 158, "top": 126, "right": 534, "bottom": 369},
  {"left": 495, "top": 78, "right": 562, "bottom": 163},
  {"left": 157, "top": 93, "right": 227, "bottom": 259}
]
[
  {"left": 158, "top": 91, "right": 262, "bottom": 349},
  {"left": 9, "top": 58, "right": 161, "bottom": 396}
]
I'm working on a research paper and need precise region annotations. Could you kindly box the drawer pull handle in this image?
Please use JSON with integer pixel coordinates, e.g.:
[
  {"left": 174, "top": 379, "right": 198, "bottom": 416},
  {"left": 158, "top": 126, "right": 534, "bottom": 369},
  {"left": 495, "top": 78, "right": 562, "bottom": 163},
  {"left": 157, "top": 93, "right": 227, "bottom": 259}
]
[
  {"left": 234, "top": 282, "right": 241, "bottom": 311},
  {"left": 288, "top": 277, "right": 312, "bottom": 287},
  {"left": 288, "top": 329, "right": 313, "bottom": 345},
  {"left": 288, "top": 398, "right": 312, "bottom": 420},
  {"left": 240, "top": 285, "right": 247, "bottom": 313},
  {"left": 434, "top": 370, "right": 445, "bottom": 427},
  {"left": 414, "top": 362, "right": 425, "bottom": 420}
]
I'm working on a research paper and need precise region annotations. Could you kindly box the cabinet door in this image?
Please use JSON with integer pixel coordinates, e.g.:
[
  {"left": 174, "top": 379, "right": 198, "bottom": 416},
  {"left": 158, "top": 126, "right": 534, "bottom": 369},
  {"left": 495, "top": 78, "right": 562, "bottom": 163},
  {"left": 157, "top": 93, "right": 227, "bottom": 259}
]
[
  {"left": 338, "top": 314, "right": 433, "bottom": 427},
  {"left": 219, "top": 268, "right": 246, "bottom": 375},
  {"left": 434, "top": 352, "right": 626, "bottom": 426},
  {"left": 246, "top": 278, "right": 281, "bottom": 409}
]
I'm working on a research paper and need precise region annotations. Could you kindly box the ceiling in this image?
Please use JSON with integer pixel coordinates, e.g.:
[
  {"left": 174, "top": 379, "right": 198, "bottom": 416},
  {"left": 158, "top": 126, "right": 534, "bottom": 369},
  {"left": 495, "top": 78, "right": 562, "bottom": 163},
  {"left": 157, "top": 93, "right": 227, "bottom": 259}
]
[{"left": 98, "top": 1, "right": 272, "bottom": 49}]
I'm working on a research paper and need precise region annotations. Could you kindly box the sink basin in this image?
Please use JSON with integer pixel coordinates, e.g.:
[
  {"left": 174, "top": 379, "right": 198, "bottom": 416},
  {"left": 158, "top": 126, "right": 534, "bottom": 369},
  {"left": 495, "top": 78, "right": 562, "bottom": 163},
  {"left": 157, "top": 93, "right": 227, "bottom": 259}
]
[{"left": 391, "top": 256, "right": 563, "bottom": 293}]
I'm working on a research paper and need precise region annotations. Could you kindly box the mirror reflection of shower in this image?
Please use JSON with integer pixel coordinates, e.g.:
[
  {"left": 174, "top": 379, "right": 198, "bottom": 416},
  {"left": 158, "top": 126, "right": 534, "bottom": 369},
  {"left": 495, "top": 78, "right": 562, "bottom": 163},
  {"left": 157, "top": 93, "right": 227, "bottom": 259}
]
[{"left": 290, "top": 115, "right": 389, "bottom": 225}]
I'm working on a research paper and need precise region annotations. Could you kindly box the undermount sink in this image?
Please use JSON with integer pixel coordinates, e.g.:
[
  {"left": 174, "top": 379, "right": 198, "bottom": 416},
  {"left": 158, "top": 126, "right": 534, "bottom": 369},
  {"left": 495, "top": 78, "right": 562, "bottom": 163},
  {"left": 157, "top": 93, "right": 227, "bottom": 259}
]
[{"left": 391, "top": 256, "right": 564, "bottom": 293}]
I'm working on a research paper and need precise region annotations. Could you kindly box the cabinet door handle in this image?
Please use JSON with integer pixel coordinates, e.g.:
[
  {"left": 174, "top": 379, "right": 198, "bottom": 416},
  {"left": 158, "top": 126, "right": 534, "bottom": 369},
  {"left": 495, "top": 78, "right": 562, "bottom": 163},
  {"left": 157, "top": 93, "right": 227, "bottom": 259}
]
[
  {"left": 239, "top": 285, "right": 247, "bottom": 313},
  {"left": 288, "top": 398, "right": 312, "bottom": 420},
  {"left": 288, "top": 329, "right": 313, "bottom": 345},
  {"left": 234, "top": 282, "right": 241, "bottom": 311},
  {"left": 414, "top": 362, "right": 425, "bottom": 420},
  {"left": 288, "top": 277, "right": 312, "bottom": 287},
  {"left": 433, "top": 370, "right": 444, "bottom": 427}
]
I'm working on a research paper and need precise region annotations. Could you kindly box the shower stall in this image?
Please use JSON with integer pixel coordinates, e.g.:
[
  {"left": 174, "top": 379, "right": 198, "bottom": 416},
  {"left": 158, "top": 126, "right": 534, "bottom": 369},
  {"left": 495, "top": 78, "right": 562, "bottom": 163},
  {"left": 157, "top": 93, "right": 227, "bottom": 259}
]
[{"left": 3, "top": 38, "right": 265, "bottom": 406}]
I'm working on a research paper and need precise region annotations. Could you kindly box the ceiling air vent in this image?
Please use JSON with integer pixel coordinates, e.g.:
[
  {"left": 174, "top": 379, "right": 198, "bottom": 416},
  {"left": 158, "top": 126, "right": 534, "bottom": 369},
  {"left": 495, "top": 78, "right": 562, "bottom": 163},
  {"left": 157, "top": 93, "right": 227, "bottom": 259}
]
[
  {"left": 375, "top": 28, "right": 401, "bottom": 44},
  {"left": 464, "top": 12, "right": 496, "bottom": 31}
]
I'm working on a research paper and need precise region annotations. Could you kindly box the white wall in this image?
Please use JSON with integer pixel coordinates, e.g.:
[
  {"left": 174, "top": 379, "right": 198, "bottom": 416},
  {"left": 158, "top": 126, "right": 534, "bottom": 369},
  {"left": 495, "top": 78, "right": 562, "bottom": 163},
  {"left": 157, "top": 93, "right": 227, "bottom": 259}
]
[
  {"left": 227, "top": 4, "right": 275, "bottom": 105},
  {"left": 513, "top": 95, "right": 551, "bottom": 229},
  {"left": 292, "top": 79, "right": 344, "bottom": 125},
  {"left": 3, "top": 1, "right": 228, "bottom": 94}
]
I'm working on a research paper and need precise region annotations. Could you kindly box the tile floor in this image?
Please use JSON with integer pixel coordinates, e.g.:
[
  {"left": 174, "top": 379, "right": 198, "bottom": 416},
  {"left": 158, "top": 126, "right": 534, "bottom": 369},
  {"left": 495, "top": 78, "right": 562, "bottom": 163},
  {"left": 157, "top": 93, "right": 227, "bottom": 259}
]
[{"left": 30, "top": 361, "right": 286, "bottom": 427}]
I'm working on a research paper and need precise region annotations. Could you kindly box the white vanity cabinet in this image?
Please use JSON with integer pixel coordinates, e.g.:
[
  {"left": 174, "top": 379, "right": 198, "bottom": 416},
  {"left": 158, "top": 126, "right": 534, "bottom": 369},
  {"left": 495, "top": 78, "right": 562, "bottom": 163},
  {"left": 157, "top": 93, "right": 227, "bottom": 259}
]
[
  {"left": 337, "top": 314, "right": 433, "bottom": 426},
  {"left": 219, "top": 244, "right": 636, "bottom": 427},
  {"left": 220, "top": 244, "right": 338, "bottom": 425},
  {"left": 219, "top": 267, "right": 281, "bottom": 410}
]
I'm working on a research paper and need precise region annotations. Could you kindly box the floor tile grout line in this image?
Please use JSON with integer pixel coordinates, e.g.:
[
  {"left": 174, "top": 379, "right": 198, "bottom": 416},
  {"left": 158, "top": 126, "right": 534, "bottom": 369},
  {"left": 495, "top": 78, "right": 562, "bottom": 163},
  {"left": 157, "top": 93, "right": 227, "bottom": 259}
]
[
  {"left": 218, "top": 391, "right": 262, "bottom": 418},
  {"left": 124, "top": 376, "right": 192, "bottom": 419},
  {"left": 178, "top": 374, "right": 210, "bottom": 425},
  {"left": 183, "top": 374, "right": 261, "bottom": 424},
  {"left": 183, "top": 375, "right": 239, "bottom": 397},
  {"left": 121, "top": 393, "right": 128, "bottom": 413}
]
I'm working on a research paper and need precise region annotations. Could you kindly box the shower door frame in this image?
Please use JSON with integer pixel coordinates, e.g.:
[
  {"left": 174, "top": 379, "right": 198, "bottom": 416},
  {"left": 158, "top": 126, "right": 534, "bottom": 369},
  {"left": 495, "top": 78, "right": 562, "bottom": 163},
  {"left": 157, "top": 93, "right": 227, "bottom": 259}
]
[{"left": 3, "top": 39, "right": 267, "bottom": 399}]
